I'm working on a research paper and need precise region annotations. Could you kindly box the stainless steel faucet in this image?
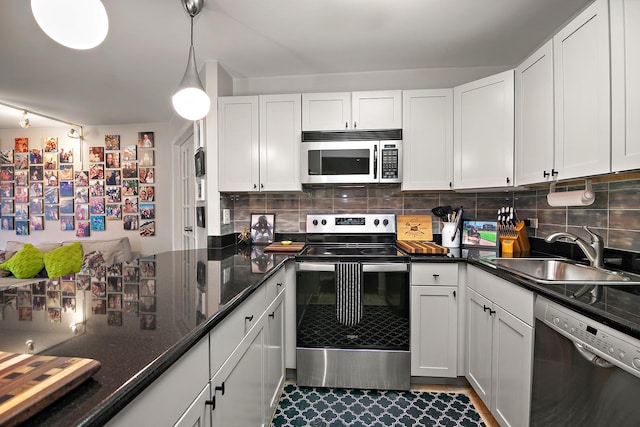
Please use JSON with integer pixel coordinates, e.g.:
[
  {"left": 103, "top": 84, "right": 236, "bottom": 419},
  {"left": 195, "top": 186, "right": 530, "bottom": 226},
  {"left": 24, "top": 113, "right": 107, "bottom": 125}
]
[{"left": 545, "top": 226, "right": 604, "bottom": 268}]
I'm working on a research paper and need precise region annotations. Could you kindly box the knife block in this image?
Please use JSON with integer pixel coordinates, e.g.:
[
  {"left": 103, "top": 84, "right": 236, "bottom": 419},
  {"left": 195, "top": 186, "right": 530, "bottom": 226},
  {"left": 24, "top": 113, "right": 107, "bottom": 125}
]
[{"left": 500, "top": 221, "right": 530, "bottom": 256}]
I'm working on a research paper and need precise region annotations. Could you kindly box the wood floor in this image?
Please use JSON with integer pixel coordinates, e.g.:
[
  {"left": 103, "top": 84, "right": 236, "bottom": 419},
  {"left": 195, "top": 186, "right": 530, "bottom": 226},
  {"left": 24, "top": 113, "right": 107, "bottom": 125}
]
[{"left": 411, "top": 383, "right": 499, "bottom": 427}]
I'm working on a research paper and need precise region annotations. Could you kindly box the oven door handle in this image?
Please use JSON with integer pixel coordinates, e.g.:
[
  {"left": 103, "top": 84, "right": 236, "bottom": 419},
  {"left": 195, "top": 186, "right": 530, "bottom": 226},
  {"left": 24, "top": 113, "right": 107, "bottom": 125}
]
[
  {"left": 296, "top": 262, "right": 336, "bottom": 272},
  {"left": 296, "top": 262, "right": 409, "bottom": 272}
]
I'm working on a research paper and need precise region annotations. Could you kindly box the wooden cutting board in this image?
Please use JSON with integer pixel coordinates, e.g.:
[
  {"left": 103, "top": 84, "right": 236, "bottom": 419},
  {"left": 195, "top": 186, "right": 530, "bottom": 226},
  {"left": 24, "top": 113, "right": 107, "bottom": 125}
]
[
  {"left": 397, "top": 215, "right": 433, "bottom": 241},
  {"left": 0, "top": 351, "right": 101, "bottom": 426},
  {"left": 397, "top": 240, "right": 448, "bottom": 255},
  {"left": 263, "top": 242, "right": 305, "bottom": 252}
]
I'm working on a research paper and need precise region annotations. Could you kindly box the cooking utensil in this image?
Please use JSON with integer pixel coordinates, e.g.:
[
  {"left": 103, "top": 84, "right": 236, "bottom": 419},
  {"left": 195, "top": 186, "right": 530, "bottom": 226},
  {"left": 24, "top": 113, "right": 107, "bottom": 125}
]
[
  {"left": 451, "top": 207, "right": 464, "bottom": 241},
  {"left": 431, "top": 206, "right": 453, "bottom": 221}
]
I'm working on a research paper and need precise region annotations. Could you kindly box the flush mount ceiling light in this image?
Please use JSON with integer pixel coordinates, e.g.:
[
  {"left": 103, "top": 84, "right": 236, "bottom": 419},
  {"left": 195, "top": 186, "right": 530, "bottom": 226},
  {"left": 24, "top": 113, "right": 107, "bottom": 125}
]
[
  {"left": 31, "top": 0, "right": 109, "bottom": 50},
  {"left": 67, "top": 128, "right": 80, "bottom": 139},
  {"left": 19, "top": 111, "right": 31, "bottom": 129},
  {"left": 172, "top": 0, "right": 211, "bottom": 121}
]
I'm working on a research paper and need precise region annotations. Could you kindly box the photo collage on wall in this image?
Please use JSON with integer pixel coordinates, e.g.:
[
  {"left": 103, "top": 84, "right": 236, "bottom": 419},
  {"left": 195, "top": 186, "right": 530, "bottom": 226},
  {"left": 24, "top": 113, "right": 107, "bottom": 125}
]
[
  {"left": 1, "top": 255, "right": 157, "bottom": 329},
  {"left": 0, "top": 131, "right": 156, "bottom": 237}
]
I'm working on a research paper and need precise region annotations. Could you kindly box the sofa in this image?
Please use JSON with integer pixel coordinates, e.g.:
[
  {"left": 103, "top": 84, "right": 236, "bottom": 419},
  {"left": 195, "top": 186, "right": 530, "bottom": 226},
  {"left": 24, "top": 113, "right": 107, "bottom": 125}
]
[{"left": 0, "top": 237, "right": 133, "bottom": 291}]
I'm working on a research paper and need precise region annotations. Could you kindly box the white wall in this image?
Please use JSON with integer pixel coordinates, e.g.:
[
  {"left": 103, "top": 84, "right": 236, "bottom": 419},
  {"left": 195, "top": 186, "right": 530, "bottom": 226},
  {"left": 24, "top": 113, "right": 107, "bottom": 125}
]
[{"left": 0, "top": 122, "right": 171, "bottom": 257}]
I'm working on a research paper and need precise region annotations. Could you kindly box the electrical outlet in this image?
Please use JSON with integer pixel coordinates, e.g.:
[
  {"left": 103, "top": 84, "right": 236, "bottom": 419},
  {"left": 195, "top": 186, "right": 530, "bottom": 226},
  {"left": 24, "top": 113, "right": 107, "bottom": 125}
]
[
  {"left": 222, "top": 209, "right": 231, "bottom": 225},
  {"left": 526, "top": 218, "right": 539, "bottom": 229}
]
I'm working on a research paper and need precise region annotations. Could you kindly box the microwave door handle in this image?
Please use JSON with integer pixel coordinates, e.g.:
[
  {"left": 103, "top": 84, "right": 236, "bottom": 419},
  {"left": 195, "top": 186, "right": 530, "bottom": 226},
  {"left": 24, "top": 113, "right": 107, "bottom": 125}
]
[{"left": 373, "top": 144, "right": 378, "bottom": 180}]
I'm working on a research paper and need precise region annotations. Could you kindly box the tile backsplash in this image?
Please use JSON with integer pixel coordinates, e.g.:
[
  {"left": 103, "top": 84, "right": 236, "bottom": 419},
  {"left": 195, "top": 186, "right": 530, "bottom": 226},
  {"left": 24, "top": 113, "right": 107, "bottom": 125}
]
[{"left": 221, "top": 176, "right": 640, "bottom": 252}]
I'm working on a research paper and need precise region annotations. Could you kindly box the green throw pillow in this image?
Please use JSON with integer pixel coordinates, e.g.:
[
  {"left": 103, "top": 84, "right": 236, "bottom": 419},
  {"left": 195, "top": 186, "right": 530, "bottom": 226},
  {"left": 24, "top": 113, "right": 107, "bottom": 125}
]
[
  {"left": 0, "top": 243, "right": 44, "bottom": 279},
  {"left": 43, "top": 242, "right": 83, "bottom": 278}
]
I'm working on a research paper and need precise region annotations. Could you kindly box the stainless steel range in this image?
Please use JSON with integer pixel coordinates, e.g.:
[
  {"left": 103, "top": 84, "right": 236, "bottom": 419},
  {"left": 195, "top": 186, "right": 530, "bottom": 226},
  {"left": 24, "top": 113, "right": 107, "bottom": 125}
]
[{"left": 295, "top": 213, "right": 410, "bottom": 390}]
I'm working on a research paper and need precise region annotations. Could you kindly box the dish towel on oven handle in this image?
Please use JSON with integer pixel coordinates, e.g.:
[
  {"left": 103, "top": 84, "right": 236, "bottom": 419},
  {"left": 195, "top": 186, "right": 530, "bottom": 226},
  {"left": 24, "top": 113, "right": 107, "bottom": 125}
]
[{"left": 335, "top": 262, "right": 363, "bottom": 327}]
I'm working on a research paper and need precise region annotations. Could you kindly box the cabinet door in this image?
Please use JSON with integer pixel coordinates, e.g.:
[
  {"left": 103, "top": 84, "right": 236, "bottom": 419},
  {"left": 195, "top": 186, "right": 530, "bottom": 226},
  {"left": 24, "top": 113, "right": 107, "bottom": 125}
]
[
  {"left": 218, "top": 96, "right": 259, "bottom": 191},
  {"left": 454, "top": 70, "right": 515, "bottom": 189},
  {"left": 352, "top": 90, "right": 402, "bottom": 130},
  {"left": 410, "top": 285, "right": 457, "bottom": 377},
  {"left": 211, "top": 325, "right": 265, "bottom": 427},
  {"left": 466, "top": 288, "right": 493, "bottom": 406},
  {"left": 402, "top": 89, "right": 454, "bottom": 190},
  {"left": 302, "top": 92, "right": 351, "bottom": 131},
  {"left": 553, "top": 0, "right": 610, "bottom": 180},
  {"left": 515, "top": 40, "right": 554, "bottom": 186},
  {"left": 491, "top": 305, "right": 533, "bottom": 427},
  {"left": 611, "top": 0, "right": 640, "bottom": 172},
  {"left": 259, "top": 94, "right": 302, "bottom": 192},
  {"left": 174, "top": 384, "right": 211, "bottom": 427},
  {"left": 264, "top": 297, "right": 285, "bottom": 423}
]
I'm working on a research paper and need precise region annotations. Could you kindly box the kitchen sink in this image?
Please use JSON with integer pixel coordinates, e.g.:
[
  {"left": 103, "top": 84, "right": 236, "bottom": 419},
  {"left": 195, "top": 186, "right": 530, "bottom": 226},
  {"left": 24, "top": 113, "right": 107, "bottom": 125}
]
[{"left": 481, "top": 257, "right": 640, "bottom": 285}]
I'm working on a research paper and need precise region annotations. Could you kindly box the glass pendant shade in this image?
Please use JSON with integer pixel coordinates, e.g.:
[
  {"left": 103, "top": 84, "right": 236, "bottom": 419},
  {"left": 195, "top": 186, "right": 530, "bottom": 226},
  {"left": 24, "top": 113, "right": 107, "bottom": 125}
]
[
  {"left": 31, "top": 0, "right": 109, "bottom": 50},
  {"left": 172, "top": 46, "right": 211, "bottom": 121}
]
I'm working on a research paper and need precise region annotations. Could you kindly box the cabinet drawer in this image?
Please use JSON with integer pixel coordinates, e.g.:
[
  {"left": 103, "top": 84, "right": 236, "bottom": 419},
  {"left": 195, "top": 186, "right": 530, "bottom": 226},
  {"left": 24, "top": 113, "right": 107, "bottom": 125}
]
[
  {"left": 265, "top": 267, "right": 286, "bottom": 305},
  {"left": 210, "top": 285, "right": 266, "bottom": 378},
  {"left": 411, "top": 263, "right": 458, "bottom": 285}
]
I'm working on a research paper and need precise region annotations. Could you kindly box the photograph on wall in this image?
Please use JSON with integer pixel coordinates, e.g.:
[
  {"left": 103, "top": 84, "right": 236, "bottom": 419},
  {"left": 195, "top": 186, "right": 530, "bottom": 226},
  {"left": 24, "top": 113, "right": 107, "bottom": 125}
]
[
  {"left": 140, "top": 261, "right": 155, "bottom": 278},
  {"left": 1, "top": 217, "right": 14, "bottom": 231},
  {"left": 1, "top": 182, "right": 13, "bottom": 198},
  {"left": 194, "top": 149, "right": 205, "bottom": 177},
  {"left": 138, "top": 132, "right": 154, "bottom": 148},
  {"left": 140, "top": 314, "right": 156, "bottom": 330},
  {"left": 1, "top": 165, "right": 14, "bottom": 181},
  {"left": 15, "top": 203, "right": 28, "bottom": 219},
  {"left": 91, "top": 299, "right": 106, "bottom": 315},
  {"left": 19, "top": 307, "right": 32, "bottom": 321},
  {"left": 29, "top": 216, "right": 44, "bottom": 231},
  {"left": 29, "top": 149, "right": 42, "bottom": 164},
  {"left": 62, "top": 297, "right": 76, "bottom": 313},
  {"left": 105, "top": 135, "right": 120, "bottom": 150},
  {"left": 122, "top": 179, "right": 137, "bottom": 196},
  {"left": 14, "top": 152, "right": 27, "bottom": 169},
  {"left": 45, "top": 205, "right": 59, "bottom": 221},
  {"left": 105, "top": 169, "right": 121, "bottom": 186},
  {"left": 122, "top": 145, "right": 137, "bottom": 161},
  {"left": 196, "top": 179, "right": 205, "bottom": 201},
  {"left": 75, "top": 170, "right": 89, "bottom": 187},
  {"left": 29, "top": 165, "right": 43, "bottom": 181},
  {"left": 29, "top": 182, "right": 43, "bottom": 197},
  {"left": 15, "top": 220, "right": 28, "bottom": 236},
  {"left": 89, "top": 163, "right": 104, "bottom": 179},
  {"left": 43, "top": 152, "right": 58, "bottom": 169},
  {"left": 59, "top": 147, "right": 73, "bottom": 163},
  {"left": 60, "top": 181, "right": 74, "bottom": 197},
  {"left": 44, "top": 170, "right": 58, "bottom": 186},
  {"left": 123, "top": 197, "right": 138, "bottom": 214},
  {"left": 15, "top": 187, "right": 28, "bottom": 203},
  {"left": 59, "top": 164, "right": 73, "bottom": 180},
  {"left": 60, "top": 199, "right": 74, "bottom": 214},
  {"left": 44, "top": 137, "right": 58, "bottom": 152},
  {"left": 106, "top": 187, "right": 121, "bottom": 203},
  {"left": 15, "top": 170, "right": 27, "bottom": 186},
  {"left": 138, "top": 149, "right": 154, "bottom": 167},
  {"left": 75, "top": 204, "right": 88, "bottom": 221},
  {"left": 106, "top": 204, "right": 121, "bottom": 220},
  {"left": 122, "top": 162, "right": 137, "bottom": 178},
  {"left": 123, "top": 214, "right": 138, "bottom": 230},
  {"left": 90, "top": 180, "right": 104, "bottom": 197},
  {"left": 60, "top": 216, "right": 74, "bottom": 231},
  {"left": 90, "top": 198, "right": 105, "bottom": 215},
  {"left": 108, "top": 310, "right": 123, "bottom": 327},
  {"left": 139, "top": 185, "right": 153, "bottom": 201},
  {"left": 91, "top": 215, "right": 106, "bottom": 231},
  {"left": 75, "top": 187, "right": 89, "bottom": 204},
  {"left": 0, "top": 149, "right": 13, "bottom": 164},
  {"left": 1, "top": 200, "right": 13, "bottom": 215},
  {"left": 139, "top": 167, "right": 154, "bottom": 183},
  {"left": 140, "top": 203, "right": 154, "bottom": 220},
  {"left": 250, "top": 213, "right": 275, "bottom": 244},
  {"left": 14, "top": 137, "right": 28, "bottom": 153},
  {"left": 105, "top": 151, "right": 120, "bottom": 169},
  {"left": 89, "top": 147, "right": 104, "bottom": 163},
  {"left": 45, "top": 187, "right": 58, "bottom": 204},
  {"left": 76, "top": 220, "right": 89, "bottom": 237}
]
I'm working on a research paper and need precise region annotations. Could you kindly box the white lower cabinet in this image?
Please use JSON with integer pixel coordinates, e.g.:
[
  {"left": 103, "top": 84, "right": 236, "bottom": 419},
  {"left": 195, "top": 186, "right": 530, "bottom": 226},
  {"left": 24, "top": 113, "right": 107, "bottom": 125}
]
[
  {"left": 264, "top": 297, "right": 285, "bottom": 422},
  {"left": 175, "top": 383, "right": 212, "bottom": 427},
  {"left": 410, "top": 263, "right": 458, "bottom": 377},
  {"left": 466, "top": 266, "right": 534, "bottom": 427}
]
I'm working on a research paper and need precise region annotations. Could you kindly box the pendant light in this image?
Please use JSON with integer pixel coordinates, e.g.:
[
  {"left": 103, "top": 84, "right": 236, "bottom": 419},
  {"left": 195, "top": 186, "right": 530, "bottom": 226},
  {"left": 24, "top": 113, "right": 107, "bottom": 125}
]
[
  {"left": 172, "top": 0, "right": 211, "bottom": 121},
  {"left": 19, "top": 111, "right": 31, "bottom": 129},
  {"left": 31, "top": 0, "right": 109, "bottom": 50}
]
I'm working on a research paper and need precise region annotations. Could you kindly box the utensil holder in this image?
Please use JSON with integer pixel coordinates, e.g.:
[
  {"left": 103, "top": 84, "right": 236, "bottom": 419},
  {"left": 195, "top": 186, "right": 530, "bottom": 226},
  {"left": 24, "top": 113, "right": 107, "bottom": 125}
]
[{"left": 500, "top": 221, "right": 530, "bottom": 256}]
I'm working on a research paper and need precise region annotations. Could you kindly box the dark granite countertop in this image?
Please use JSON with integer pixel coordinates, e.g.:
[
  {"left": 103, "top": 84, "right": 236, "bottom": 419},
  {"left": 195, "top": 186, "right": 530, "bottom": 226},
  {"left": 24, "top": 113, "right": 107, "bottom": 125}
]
[{"left": 0, "top": 246, "right": 291, "bottom": 427}]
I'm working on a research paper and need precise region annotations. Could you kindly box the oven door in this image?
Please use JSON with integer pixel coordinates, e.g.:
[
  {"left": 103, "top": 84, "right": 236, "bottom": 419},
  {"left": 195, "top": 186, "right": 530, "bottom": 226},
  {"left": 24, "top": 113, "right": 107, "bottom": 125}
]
[
  {"left": 296, "top": 262, "right": 410, "bottom": 350},
  {"left": 301, "top": 140, "right": 378, "bottom": 184}
]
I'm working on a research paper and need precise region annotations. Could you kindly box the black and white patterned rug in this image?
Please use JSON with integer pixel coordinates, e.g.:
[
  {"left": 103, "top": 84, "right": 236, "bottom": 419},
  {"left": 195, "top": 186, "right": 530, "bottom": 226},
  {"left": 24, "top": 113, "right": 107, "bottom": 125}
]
[{"left": 271, "top": 384, "right": 486, "bottom": 427}]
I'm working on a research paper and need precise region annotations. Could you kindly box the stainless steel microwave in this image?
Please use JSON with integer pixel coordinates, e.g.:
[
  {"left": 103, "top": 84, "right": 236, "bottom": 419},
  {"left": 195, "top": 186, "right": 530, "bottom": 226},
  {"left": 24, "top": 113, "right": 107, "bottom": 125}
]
[{"left": 301, "top": 140, "right": 402, "bottom": 184}]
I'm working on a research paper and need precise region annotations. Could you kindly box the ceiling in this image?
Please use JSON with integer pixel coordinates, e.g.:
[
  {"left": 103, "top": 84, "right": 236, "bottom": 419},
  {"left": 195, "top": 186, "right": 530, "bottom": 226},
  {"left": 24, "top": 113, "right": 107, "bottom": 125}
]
[{"left": 0, "top": 0, "right": 594, "bottom": 127}]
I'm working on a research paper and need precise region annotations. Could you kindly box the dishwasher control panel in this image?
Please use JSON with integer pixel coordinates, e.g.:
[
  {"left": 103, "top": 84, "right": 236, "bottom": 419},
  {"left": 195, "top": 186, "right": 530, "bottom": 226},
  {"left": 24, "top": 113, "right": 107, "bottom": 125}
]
[{"left": 536, "top": 296, "right": 640, "bottom": 379}]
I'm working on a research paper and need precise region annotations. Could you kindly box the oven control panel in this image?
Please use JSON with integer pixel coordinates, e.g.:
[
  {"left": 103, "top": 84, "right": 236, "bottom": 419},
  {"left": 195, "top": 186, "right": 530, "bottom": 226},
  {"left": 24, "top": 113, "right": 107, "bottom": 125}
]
[
  {"left": 306, "top": 214, "right": 396, "bottom": 234},
  {"left": 536, "top": 296, "right": 640, "bottom": 379}
]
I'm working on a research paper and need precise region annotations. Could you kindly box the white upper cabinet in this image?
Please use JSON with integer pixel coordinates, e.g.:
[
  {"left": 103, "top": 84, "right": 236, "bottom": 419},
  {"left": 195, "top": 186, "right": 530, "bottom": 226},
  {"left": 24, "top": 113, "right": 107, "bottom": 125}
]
[
  {"left": 302, "top": 90, "right": 401, "bottom": 131},
  {"left": 302, "top": 92, "right": 351, "bottom": 131},
  {"left": 553, "top": 0, "right": 611, "bottom": 180},
  {"left": 611, "top": 0, "right": 640, "bottom": 172},
  {"left": 351, "top": 90, "right": 402, "bottom": 130},
  {"left": 515, "top": 40, "right": 555, "bottom": 186},
  {"left": 402, "top": 89, "right": 454, "bottom": 190},
  {"left": 453, "top": 70, "right": 515, "bottom": 189},
  {"left": 218, "top": 94, "right": 301, "bottom": 192}
]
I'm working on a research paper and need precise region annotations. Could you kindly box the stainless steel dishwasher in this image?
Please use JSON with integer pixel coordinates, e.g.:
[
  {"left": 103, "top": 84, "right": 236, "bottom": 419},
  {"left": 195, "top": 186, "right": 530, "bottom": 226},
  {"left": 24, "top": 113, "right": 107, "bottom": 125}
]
[{"left": 531, "top": 296, "right": 640, "bottom": 426}]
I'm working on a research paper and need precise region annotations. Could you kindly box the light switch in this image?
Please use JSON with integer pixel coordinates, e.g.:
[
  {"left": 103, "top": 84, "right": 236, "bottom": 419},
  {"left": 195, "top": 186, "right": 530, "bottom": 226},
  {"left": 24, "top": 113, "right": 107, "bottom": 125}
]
[{"left": 222, "top": 209, "right": 231, "bottom": 224}]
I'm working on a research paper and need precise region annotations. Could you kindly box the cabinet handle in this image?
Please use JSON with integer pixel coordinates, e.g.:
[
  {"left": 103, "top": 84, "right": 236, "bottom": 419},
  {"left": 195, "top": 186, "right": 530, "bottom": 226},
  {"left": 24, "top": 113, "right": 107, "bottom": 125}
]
[
  {"left": 506, "top": 177, "right": 510, "bottom": 184},
  {"left": 543, "top": 170, "right": 550, "bottom": 178},
  {"left": 453, "top": 290, "right": 456, "bottom": 298},
  {"left": 353, "top": 121, "right": 357, "bottom": 128},
  {"left": 245, "top": 315, "right": 254, "bottom": 322},
  {"left": 260, "top": 183, "right": 264, "bottom": 189},
  {"left": 551, "top": 169, "right": 558, "bottom": 177},
  {"left": 483, "top": 305, "right": 490, "bottom": 312},
  {"left": 205, "top": 397, "right": 216, "bottom": 411},
  {"left": 276, "top": 282, "right": 283, "bottom": 287},
  {"left": 432, "top": 274, "right": 439, "bottom": 278},
  {"left": 253, "top": 184, "right": 257, "bottom": 190},
  {"left": 489, "top": 309, "right": 496, "bottom": 316},
  {"left": 215, "top": 382, "right": 225, "bottom": 395},
  {"left": 345, "top": 122, "right": 348, "bottom": 129},
  {"left": 449, "top": 182, "right": 453, "bottom": 188},
  {"left": 268, "top": 312, "right": 275, "bottom": 319}
]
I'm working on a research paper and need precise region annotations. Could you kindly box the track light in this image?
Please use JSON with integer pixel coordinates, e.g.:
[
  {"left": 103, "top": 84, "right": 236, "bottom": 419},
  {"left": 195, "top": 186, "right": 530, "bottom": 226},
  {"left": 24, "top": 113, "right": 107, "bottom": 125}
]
[
  {"left": 31, "top": 0, "right": 109, "bottom": 50},
  {"left": 172, "top": 0, "right": 211, "bottom": 121},
  {"left": 19, "top": 111, "right": 31, "bottom": 129}
]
